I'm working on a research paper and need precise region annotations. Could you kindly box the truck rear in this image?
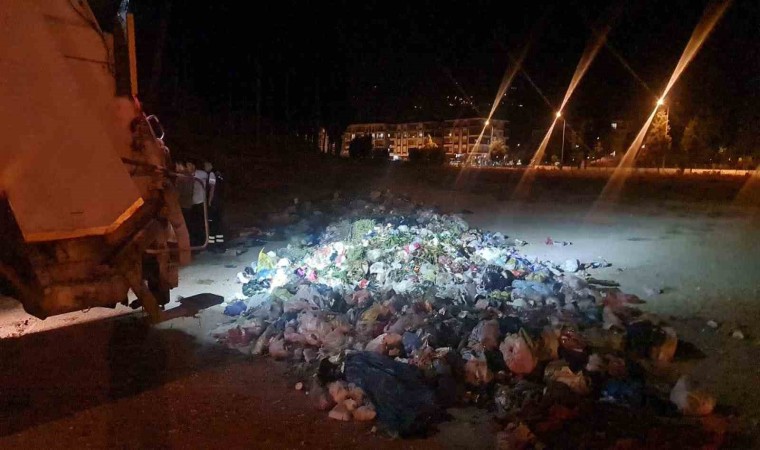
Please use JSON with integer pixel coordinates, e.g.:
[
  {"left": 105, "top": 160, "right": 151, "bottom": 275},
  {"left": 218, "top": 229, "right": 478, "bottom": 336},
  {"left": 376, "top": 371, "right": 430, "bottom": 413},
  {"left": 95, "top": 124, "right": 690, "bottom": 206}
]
[{"left": 0, "top": 0, "right": 192, "bottom": 321}]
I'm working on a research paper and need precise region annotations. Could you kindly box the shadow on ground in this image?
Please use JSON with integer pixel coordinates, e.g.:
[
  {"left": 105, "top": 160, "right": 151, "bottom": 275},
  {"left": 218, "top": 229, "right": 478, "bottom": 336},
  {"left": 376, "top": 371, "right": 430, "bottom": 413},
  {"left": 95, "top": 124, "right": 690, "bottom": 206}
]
[{"left": 0, "top": 314, "right": 244, "bottom": 437}]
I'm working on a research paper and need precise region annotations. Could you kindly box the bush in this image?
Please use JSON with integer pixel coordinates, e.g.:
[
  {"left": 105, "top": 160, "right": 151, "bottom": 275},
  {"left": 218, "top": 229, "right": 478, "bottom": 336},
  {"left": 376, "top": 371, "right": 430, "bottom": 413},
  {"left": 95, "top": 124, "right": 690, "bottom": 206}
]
[
  {"left": 489, "top": 139, "right": 507, "bottom": 162},
  {"left": 408, "top": 147, "right": 445, "bottom": 164},
  {"left": 348, "top": 136, "right": 372, "bottom": 159},
  {"left": 372, "top": 148, "right": 390, "bottom": 160}
]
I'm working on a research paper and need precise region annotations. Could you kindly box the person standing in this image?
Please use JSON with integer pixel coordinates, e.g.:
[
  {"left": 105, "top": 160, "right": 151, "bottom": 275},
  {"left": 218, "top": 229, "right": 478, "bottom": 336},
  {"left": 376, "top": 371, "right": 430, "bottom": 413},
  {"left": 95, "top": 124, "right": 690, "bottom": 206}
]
[
  {"left": 204, "top": 161, "right": 226, "bottom": 252},
  {"left": 186, "top": 160, "right": 214, "bottom": 247}
]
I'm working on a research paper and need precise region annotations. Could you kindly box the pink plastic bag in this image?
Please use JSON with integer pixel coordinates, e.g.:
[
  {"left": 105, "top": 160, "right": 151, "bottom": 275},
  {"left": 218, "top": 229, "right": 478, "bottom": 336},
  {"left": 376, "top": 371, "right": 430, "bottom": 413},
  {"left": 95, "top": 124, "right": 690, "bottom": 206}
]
[{"left": 500, "top": 330, "right": 537, "bottom": 375}]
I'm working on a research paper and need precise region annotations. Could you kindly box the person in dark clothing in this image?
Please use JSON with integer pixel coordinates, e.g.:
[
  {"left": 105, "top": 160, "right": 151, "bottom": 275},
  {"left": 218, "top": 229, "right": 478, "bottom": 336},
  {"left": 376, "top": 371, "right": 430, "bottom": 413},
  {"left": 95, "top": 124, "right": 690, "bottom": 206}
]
[{"left": 205, "top": 162, "right": 225, "bottom": 253}]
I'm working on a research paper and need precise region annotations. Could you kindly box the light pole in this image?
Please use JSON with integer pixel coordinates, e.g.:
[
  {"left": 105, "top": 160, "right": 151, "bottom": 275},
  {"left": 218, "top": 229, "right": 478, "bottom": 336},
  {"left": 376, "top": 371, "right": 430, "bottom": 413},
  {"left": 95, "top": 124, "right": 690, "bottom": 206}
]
[
  {"left": 657, "top": 97, "right": 670, "bottom": 168},
  {"left": 556, "top": 111, "right": 565, "bottom": 166},
  {"left": 561, "top": 118, "right": 566, "bottom": 166}
]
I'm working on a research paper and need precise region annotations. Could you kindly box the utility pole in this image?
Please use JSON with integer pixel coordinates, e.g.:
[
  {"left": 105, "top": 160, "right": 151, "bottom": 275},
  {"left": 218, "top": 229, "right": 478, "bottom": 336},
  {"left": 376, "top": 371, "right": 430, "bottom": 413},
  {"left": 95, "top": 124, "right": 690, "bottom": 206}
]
[
  {"left": 661, "top": 105, "right": 670, "bottom": 168},
  {"left": 561, "top": 118, "right": 566, "bottom": 166}
]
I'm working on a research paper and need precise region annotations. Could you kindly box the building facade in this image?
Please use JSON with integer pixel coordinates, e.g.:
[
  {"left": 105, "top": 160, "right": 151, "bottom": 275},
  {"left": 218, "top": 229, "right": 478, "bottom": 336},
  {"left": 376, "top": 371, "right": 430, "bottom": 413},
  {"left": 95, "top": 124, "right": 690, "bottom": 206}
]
[
  {"left": 342, "top": 118, "right": 508, "bottom": 158},
  {"left": 443, "top": 118, "right": 506, "bottom": 156},
  {"left": 341, "top": 123, "right": 391, "bottom": 156}
]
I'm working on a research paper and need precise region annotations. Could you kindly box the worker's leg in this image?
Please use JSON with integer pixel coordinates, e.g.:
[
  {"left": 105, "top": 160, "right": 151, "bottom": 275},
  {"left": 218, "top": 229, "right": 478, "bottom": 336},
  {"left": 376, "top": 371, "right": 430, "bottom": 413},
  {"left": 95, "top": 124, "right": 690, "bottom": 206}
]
[
  {"left": 188, "top": 203, "right": 205, "bottom": 247},
  {"left": 208, "top": 207, "right": 225, "bottom": 252}
]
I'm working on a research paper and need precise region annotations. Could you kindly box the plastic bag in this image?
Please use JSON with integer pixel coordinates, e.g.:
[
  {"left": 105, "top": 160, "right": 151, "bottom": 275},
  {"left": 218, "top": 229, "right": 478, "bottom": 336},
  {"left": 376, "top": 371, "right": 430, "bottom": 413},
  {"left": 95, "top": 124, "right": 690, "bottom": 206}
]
[
  {"left": 500, "top": 330, "right": 537, "bottom": 375},
  {"left": 464, "top": 357, "right": 493, "bottom": 386},
  {"left": 223, "top": 300, "right": 247, "bottom": 316},
  {"left": 544, "top": 360, "right": 590, "bottom": 395},
  {"left": 257, "top": 249, "right": 276, "bottom": 271},
  {"left": 468, "top": 319, "right": 501, "bottom": 351},
  {"left": 670, "top": 375, "right": 716, "bottom": 416},
  {"left": 297, "top": 311, "right": 333, "bottom": 346},
  {"left": 344, "top": 352, "right": 441, "bottom": 437}
]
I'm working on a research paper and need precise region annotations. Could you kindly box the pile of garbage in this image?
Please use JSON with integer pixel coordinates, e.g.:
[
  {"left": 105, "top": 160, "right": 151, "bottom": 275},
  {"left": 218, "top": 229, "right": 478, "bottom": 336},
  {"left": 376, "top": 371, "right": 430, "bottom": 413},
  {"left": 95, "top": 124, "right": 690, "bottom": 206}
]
[{"left": 213, "top": 191, "right": 726, "bottom": 447}]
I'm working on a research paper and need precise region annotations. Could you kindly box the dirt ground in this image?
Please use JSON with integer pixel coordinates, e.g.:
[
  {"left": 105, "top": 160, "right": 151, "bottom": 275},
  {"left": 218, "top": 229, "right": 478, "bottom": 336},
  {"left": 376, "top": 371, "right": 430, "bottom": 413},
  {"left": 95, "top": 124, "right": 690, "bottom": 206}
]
[{"left": 0, "top": 161, "right": 758, "bottom": 448}]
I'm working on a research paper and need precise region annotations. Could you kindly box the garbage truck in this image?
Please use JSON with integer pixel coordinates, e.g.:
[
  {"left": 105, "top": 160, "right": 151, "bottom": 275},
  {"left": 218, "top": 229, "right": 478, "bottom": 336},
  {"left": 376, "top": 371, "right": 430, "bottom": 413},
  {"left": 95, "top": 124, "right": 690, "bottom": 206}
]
[{"left": 0, "top": 0, "right": 201, "bottom": 321}]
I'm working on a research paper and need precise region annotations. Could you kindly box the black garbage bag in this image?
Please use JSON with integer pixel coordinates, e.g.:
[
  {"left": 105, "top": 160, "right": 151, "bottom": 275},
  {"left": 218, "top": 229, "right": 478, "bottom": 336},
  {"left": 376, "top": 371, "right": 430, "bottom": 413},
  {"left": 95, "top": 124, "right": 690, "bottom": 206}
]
[
  {"left": 625, "top": 320, "right": 666, "bottom": 357},
  {"left": 344, "top": 351, "right": 444, "bottom": 437},
  {"left": 482, "top": 265, "right": 514, "bottom": 291}
]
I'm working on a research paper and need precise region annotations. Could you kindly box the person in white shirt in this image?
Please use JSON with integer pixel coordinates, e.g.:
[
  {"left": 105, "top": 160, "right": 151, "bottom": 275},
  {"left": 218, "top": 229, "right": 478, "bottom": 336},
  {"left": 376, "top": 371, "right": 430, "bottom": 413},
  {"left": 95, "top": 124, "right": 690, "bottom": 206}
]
[
  {"left": 185, "top": 160, "right": 216, "bottom": 247},
  {"left": 193, "top": 162, "right": 216, "bottom": 207}
]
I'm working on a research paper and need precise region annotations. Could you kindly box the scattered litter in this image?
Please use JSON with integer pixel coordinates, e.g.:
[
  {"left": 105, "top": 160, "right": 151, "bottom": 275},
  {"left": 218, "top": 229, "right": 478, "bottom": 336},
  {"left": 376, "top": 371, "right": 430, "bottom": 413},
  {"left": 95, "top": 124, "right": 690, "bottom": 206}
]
[
  {"left": 731, "top": 329, "right": 745, "bottom": 340},
  {"left": 223, "top": 300, "right": 247, "bottom": 317},
  {"left": 545, "top": 236, "right": 572, "bottom": 246},
  {"left": 670, "top": 375, "right": 716, "bottom": 416},
  {"left": 706, "top": 320, "right": 719, "bottom": 329},
  {"left": 562, "top": 259, "right": 580, "bottom": 273},
  {"left": 586, "top": 277, "right": 620, "bottom": 287},
  {"left": 207, "top": 191, "right": 720, "bottom": 445},
  {"left": 586, "top": 259, "right": 612, "bottom": 269},
  {"left": 643, "top": 286, "right": 664, "bottom": 297}
]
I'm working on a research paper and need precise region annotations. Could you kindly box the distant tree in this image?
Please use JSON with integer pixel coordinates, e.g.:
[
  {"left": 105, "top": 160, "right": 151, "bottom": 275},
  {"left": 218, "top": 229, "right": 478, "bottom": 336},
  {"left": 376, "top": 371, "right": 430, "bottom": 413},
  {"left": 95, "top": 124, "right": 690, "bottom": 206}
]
[
  {"left": 565, "top": 129, "right": 586, "bottom": 166},
  {"left": 489, "top": 139, "right": 507, "bottom": 162},
  {"left": 592, "top": 140, "right": 605, "bottom": 159},
  {"left": 348, "top": 135, "right": 372, "bottom": 159},
  {"left": 732, "top": 116, "right": 760, "bottom": 167},
  {"left": 641, "top": 108, "right": 672, "bottom": 167},
  {"left": 682, "top": 117, "right": 707, "bottom": 166},
  {"left": 682, "top": 114, "right": 722, "bottom": 166},
  {"left": 372, "top": 147, "right": 390, "bottom": 160},
  {"left": 410, "top": 135, "right": 445, "bottom": 164},
  {"left": 422, "top": 134, "right": 439, "bottom": 150}
]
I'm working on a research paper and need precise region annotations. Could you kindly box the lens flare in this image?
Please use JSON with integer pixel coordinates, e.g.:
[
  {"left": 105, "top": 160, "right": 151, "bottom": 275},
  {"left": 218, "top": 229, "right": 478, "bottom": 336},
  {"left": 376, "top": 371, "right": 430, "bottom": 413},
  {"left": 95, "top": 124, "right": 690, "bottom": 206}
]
[
  {"left": 512, "top": 22, "right": 612, "bottom": 200},
  {"left": 456, "top": 43, "right": 529, "bottom": 178},
  {"left": 735, "top": 165, "right": 760, "bottom": 207},
  {"left": 511, "top": 118, "right": 558, "bottom": 201},
  {"left": 594, "top": 0, "right": 732, "bottom": 210},
  {"left": 593, "top": 106, "right": 658, "bottom": 208},
  {"left": 661, "top": 0, "right": 732, "bottom": 101},
  {"left": 558, "top": 24, "right": 612, "bottom": 114}
]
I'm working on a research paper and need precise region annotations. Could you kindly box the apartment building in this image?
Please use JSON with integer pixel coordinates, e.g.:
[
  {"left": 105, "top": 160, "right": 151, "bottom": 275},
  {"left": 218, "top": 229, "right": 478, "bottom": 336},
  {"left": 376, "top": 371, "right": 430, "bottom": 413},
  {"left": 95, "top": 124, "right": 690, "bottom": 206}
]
[
  {"left": 341, "top": 123, "right": 391, "bottom": 156},
  {"left": 342, "top": 118, "right": 508, "bottom": 158},
  {"left": 443, "top": 118, "right": 507, "bottom": 155}
]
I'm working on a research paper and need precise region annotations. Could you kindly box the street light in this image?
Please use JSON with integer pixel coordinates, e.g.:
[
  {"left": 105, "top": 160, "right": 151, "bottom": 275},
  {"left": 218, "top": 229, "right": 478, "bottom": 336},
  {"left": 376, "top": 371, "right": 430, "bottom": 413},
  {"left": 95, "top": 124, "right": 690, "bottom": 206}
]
[
  {"left": 556, "top": 112, "right": 566, "bottom": 165},
  {"left": 657, "top": 97, "right": 665, "bottom": 106}
]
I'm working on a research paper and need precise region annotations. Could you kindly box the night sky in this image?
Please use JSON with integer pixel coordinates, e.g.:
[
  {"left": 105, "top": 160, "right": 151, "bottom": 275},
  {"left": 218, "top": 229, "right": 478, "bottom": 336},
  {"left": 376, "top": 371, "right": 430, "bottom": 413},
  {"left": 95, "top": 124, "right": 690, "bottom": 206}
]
[{"left": 96, "top": 0, "right": 759, "bottom": 148}]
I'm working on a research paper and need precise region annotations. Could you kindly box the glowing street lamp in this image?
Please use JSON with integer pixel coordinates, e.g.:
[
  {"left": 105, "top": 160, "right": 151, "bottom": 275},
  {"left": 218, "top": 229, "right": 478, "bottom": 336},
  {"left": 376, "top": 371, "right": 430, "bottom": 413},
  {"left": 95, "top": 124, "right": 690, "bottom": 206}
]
[
  {"left": 657, "top": 97, "right": 665, "bottom": 106},
  {"left": 555, "top": 111, "right": 562, "bottom": 118}
]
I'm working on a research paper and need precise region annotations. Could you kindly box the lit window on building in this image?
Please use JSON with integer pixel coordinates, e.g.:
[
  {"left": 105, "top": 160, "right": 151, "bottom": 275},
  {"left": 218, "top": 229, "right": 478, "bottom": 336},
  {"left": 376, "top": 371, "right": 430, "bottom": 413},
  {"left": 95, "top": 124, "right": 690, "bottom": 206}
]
[{"left": 611, "top": 122, "right": 618, "bottom": 129}]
